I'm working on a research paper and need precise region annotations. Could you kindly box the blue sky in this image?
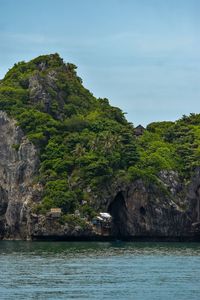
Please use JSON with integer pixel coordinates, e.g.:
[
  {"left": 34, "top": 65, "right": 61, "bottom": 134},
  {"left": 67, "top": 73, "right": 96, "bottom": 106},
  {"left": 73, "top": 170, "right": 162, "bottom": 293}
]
[{"left": 0, "top": 0, "right": 200, "bottom": 125}]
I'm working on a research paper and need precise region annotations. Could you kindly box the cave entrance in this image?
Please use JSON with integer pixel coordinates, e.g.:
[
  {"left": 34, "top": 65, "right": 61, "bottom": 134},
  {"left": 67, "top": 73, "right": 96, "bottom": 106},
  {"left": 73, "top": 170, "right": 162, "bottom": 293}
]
[{"left": 108, "top": 192, "right": 128, "bottom": 238}]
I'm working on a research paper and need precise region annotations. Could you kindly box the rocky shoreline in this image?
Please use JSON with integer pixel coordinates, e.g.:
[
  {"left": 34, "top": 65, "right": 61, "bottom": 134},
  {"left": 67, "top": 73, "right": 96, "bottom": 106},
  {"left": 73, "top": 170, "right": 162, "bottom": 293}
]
[{"left": 30, "top": 235, "right": 200, "bottom": 242}]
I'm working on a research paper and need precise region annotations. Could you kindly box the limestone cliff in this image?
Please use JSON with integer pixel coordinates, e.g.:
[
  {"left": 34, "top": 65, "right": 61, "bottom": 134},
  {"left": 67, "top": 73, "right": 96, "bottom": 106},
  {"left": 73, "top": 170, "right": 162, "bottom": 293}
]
[{"left": 0, "top": 111, "right": 40, "bottom": 239}]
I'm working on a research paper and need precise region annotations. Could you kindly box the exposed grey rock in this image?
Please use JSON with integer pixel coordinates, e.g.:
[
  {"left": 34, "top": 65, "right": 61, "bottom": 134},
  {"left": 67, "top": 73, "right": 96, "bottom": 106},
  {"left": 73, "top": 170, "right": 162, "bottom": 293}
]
[
  {"left": 107, "top": 180, "right": 190, "bottom": 237},
  {"left": 187, "top": 167, "right": 200, "bottom": 222},
  {"left": 0, "top": 111, "right": 40, "bottom": 239},
  {"left": 29, "top": 213, "right": 95, "bottom": 239},
  {"left": 158, "top": 170, "right": 182, "bottom": 195},
  {"left": 29, "top": 73, "right": 52, "bottom": 113},
  {"left": 98, "top": 172, "right": 199, "bottom": 239},
  {"left": 28, "top": 70, "right": 66, "bottom": 117}
]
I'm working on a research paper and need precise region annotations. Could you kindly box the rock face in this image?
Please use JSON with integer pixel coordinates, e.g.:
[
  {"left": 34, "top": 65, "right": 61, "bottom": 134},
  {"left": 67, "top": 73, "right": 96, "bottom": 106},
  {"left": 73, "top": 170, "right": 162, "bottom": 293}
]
[
  {"left": 29, "top": 214, "right": 95, "bottom": 240},
  {"left": 107, "top": 180, "right": 190, "bottom": 238},
  {"left": 0, "top": 111, "right": 39, "bottom": 239},
  {"left": 28, "top": 64, "right": 67, "bottom": 118},
  {"left": 102, "top": 170, "right": 200, "bottom": 240}
]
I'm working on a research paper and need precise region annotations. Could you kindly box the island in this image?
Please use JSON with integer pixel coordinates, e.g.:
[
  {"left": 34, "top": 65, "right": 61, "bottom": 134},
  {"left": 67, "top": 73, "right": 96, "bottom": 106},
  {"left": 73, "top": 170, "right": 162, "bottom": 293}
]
[{"left": 0, "top": 53, "right": 200, "bottom": 241}]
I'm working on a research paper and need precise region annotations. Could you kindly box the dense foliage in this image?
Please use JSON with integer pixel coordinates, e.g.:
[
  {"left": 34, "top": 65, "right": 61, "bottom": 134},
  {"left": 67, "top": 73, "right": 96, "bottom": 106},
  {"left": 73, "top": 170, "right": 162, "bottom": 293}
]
[
  {"left": 1, "top": 53, "right": 200, "bottom": 219},
  {"left": 0, "top": 54, "right": 138, "bottom": 216}
]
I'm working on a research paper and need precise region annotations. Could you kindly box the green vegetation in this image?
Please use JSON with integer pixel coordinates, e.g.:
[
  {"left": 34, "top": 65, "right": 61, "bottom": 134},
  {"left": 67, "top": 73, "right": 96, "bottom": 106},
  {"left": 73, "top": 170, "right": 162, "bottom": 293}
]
[{"left": 1, "top": 53, "right": 200, "bottom": 219}]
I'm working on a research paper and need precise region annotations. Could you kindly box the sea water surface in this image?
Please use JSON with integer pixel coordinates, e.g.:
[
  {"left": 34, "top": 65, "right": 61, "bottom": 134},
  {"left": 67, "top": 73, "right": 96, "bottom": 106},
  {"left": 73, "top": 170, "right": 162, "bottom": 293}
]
[{"left": 0, "top": 241, "right": 200, "bottom": 300}]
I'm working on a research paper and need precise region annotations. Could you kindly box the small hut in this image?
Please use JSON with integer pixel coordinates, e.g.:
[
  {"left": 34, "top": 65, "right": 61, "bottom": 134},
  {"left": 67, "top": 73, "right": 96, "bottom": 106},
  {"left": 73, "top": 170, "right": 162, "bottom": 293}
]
[
  {"left": 134, "top": 125, "right": 145, "bottom": 137},
  {"left": 49, "top": 208, "right": 62, "bottom": 218}
]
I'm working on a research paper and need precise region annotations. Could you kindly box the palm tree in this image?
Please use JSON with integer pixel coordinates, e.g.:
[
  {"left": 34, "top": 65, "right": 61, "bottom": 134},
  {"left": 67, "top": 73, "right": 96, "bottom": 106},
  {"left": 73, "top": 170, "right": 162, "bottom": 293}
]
[{"left": 72, "top": 143, "right": 86, "bottom": 157}]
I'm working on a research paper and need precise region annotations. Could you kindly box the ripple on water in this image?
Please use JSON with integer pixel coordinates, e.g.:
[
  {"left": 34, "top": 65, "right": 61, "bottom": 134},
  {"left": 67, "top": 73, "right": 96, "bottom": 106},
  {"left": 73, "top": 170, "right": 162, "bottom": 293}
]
[{"left": 0, "top": 241, "right": 200, "bottom": 300}]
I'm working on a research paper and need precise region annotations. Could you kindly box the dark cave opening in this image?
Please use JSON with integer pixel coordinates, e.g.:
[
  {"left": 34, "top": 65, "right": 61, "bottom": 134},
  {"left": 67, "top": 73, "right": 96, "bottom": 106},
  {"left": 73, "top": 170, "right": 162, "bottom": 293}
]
[
  {"left": 108, "top": 192, "right": 128, "bottom": 237},
  {"left": 140, "top": 206, "right": 146, "bottom": 216}
]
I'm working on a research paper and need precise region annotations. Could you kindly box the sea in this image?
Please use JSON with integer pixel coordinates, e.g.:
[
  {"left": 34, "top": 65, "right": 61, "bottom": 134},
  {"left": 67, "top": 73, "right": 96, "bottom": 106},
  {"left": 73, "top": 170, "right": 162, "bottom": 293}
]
[{"left": 0, "top": 241, "right": 200, "bottom": 300}]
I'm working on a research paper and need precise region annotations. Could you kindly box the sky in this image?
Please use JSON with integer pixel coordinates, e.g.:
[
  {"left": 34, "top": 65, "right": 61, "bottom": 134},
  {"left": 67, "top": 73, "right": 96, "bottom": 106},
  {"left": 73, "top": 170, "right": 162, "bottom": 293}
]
[{"left": 0, "top": 0, "right": 200, "bottom": 126}]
